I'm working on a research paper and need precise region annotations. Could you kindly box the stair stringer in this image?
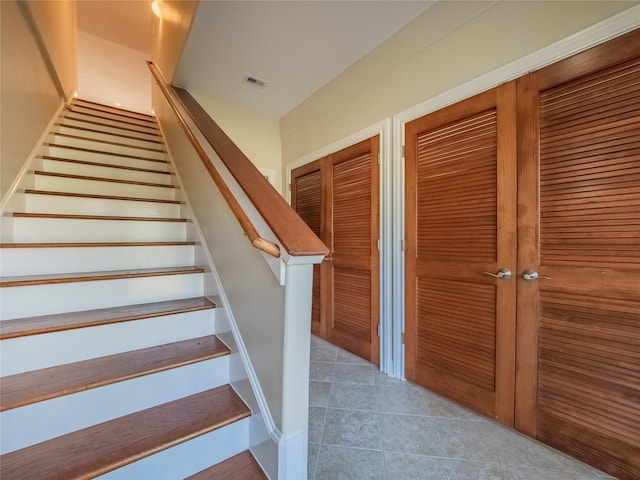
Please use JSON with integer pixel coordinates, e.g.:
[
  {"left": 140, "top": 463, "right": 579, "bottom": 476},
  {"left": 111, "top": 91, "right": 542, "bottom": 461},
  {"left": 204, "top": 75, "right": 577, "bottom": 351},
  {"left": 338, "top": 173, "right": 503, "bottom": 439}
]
[{"left": 162, "top": 144, "right": 278, "bottom": 480}]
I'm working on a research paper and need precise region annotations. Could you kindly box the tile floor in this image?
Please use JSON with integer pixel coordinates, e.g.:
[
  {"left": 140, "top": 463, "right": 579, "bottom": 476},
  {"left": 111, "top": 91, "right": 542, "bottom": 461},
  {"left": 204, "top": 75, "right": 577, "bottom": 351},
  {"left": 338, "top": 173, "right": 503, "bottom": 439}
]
[{"left": 308, "top": 335, "right": 613, "bottom": 480}]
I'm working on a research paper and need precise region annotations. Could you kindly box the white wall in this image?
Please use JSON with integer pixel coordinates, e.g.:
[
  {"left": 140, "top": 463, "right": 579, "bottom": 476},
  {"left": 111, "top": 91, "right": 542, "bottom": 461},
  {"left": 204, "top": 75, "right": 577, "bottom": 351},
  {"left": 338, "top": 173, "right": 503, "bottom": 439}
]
[
  {"left": 280, "top": 0, "right": 638, "bottom": 165},
  {"left": 153, "top": 84, "right": 287, "bottom": 430},
  {"left": 77, "top": 31, "right": 151, "bottom": 114},
  {"left": 1, "top": 0, "right": 65, "bottom": 202},
  {"left": 188, "top": 94, "right": 283, "bottom": 194},
  {"left": 27, "top": 0, "right": 77, "bottom": 101},
  {"left": 151, "top": 0, "right": 198, "bottom": 83}
]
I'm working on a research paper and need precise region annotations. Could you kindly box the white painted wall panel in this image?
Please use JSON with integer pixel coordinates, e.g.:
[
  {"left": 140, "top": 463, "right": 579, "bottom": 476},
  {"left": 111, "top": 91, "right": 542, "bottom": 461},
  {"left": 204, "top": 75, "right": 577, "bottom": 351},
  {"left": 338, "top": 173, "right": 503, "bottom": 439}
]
[
  {"left": 1, "top": 244, "right": 194, "bottom": 276},
  {"left": 77, "top": 31, "right": 152, "bottom": 115}
]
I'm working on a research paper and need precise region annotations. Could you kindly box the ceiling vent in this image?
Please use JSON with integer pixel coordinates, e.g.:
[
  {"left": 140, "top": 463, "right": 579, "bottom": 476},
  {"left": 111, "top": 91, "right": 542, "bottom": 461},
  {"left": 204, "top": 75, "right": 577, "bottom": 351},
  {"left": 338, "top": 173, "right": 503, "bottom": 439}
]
[{"left": 244, "top": 75, "right": 268, "bottom": 89}]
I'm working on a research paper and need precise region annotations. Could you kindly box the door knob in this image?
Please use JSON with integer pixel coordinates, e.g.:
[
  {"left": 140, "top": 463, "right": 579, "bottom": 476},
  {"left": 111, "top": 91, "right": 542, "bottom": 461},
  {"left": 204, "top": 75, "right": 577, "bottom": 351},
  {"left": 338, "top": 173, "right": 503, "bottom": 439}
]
[
  {"left": 522, "top": 269, "right": 550, "bottom": 281},
  {"left": 483, "top": 268, "right": 512, "bottom": 280}
]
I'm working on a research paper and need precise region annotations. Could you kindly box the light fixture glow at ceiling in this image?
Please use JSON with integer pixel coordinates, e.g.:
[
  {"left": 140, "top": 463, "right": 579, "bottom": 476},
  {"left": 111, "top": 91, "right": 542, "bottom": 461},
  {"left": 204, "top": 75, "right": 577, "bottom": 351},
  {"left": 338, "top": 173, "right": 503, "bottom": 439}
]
[{"left": 151, "top": 0, "right": 161, "bottom": 18}]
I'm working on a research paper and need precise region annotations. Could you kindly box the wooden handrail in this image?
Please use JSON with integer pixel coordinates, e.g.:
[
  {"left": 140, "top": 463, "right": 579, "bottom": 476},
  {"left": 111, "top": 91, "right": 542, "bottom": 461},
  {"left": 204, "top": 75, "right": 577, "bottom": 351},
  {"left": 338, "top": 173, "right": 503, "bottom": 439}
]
[
  {"left": 148, "top": 62, "right": 281, "bottom": 258},
  {"left": 148, "top": 62, "right": 328, "bottom": 258}
]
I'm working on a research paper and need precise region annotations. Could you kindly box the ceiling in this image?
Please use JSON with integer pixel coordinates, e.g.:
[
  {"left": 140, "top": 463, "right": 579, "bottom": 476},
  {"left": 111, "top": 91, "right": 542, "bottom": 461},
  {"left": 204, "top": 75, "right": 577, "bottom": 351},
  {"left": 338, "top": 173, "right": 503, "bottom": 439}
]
[{"left": 78, "top": 0, "right": 435, "bottom": 118}]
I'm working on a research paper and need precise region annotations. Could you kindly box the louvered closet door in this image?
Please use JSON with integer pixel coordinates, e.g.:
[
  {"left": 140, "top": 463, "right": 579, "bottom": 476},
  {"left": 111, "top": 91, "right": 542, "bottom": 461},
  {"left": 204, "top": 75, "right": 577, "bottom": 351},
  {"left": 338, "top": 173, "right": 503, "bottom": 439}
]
[
  {"left": 291, "top": 160, "right": 326, "bottom": 338},
  {"left": 327, "top": 137, "right": 380, "bottom": 365},
  {"left": 516, "top": 30, "right": 640, "bottom": 480},
  {"left": 405, "top": 83, "right": 517, "bottom": 422}
]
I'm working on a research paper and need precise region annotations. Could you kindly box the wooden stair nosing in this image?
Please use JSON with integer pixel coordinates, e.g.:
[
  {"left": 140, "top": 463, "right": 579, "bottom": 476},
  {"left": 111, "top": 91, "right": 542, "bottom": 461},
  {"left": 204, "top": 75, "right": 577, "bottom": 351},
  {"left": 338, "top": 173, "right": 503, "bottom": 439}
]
[
  {"left": 32, "top": 170, "right": 176, "bottom": 189},
  {"left": 39, "top": 155, "right": 172, "bottom": 175},
  {"left": 54, "top": 122, "right": 164, "bottom": 145},
  {"left": 0, "top": 265, "right": 205, "bottom": 288},
  {"left": 186, "top": 450, "right": 268, "bottom": 480},
  {"left": 12, "top": 212, "right": 187, "bottom": 222},
  {"left": 43, "top": 143, "right": 167, "bottom": 163},
  {"left": 71, "top": 99, "right": 156, "bottom": 122},
  {"left": 60, "top": 115, "right": 162, "bottom": 139},
  {"left": 0, "top": 297, "right": 216, "bottom": 340},
  {"left": 0, "top": 385, "right": 251, "bottom": 480},
  {"left": 67, "top": 105, "right": 157, "bottom": 128},
  {"left": 63, "top": 113, "right": 159, "bottom": 134},
  {"left": 0, "top": 241, "right": 195, "bottom": 248},
  {"left": 51, "top": 132, "right": 167, "bottom": 154},
  {"left": 1, "top": 335, "right": 230, "bottom": 412},
  {"left": 67, "top": 105, "right": 157, "bottom": 129},
  {"left": 24, "top": 189, "right": 183, "bottom": 205}
]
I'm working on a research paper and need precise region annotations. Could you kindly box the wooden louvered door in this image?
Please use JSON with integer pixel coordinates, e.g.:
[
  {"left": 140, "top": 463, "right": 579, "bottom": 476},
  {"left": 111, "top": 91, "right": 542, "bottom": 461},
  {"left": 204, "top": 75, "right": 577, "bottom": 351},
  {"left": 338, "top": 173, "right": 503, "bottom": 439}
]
[
  {"left": 291, "top": 159, "right": 326, "bottom": 338},
  {"left": 516, "top": 30, "right": 640, "bottom": 480},
  {"left": 292, "top": 137, "right": 380, "bottom": 364},
  {"left": 327, "top": 137, "right": 380, "bottom": 364},
  {"left": 405, "top": 83, "right": 517, "bottom": 422}
]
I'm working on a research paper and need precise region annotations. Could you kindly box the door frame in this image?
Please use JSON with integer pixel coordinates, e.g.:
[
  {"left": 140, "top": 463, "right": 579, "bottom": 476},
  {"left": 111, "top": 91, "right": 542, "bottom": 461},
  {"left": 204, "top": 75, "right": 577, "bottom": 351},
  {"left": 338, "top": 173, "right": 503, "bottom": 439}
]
[
  {"left": 287, "top": 10, "right": 637, "bottom": 380},
  {"left": 392, "top": 9, "right": 637, "bottom": 380},
  {"left": 287, "top": 119, "right": 396, "bottom": 374}
]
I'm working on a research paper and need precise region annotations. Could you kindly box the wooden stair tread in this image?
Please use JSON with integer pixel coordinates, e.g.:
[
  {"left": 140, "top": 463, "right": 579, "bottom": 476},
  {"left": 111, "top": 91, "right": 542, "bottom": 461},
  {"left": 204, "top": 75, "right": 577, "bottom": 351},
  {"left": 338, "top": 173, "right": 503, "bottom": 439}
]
[
  {"left": 23, "top": 189, "right": 182, "bottom": 205},
  {"left": 186, "top": 450, "right": 267, "bottom": 480},
  {"left": 0, "top": 297, "right": 216, "bottom": 339},
  {"left": 52, "top": 132, "right": 166, "bottom": 153},
  {"left": 0, "top": 241, "right": 194, "bottom": 248},
  {"left": 70, "top": 101, "right": 157, "bottom": 123},
  {"left": 0, "top": 265, "right": 204, "bottom": 288},
  {"left": 43, "top": 143, "right": 166, "bottom": 163},
  {"left": 66, "top": 104, "right": 158, "bottom": 129},
  {"left": 61, "top": 115, "right": 162, "bottom": 139},
  {"left": 54, "top": 123, "right": 164, "bottom": 145},
  {"left": 63, "top": 109, "right": 159, "bottom": 132},
  {"left": 33, "top": 170, "right": 176, "bottom": 189},
  {"left": 1, "top": 335, "right": 229, "bottom": 411},
  {"left": 0, "top": 385, "right": 251, "bottom": 480},
  {"left": 39, "top": 155, "right": 172, "bottom": 175},
  {"left": 12, "top": 212, "right": 186, "bottom": 222}
]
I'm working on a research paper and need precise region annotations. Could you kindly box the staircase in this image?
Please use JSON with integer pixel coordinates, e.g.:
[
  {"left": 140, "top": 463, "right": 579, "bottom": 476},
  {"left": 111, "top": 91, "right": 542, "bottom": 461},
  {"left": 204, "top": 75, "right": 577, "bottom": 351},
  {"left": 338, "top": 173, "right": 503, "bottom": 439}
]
[{"left": 0, "top": 99, "right": 267, "bottom": 479}]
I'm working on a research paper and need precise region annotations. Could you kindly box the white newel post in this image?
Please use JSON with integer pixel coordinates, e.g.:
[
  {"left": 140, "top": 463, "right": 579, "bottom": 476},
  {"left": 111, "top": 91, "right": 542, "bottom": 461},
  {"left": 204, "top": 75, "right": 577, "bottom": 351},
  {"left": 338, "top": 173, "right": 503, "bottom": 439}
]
[{"left": 278, "top": 259, "right": 318, "bottom": 479}]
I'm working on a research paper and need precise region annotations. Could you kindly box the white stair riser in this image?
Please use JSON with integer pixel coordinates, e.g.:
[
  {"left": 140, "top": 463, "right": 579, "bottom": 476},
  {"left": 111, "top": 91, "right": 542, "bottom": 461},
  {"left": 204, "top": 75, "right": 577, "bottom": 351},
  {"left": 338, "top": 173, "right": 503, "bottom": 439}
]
[
  {"left": 1, "top": 309, "right": 217, "bottom": 375},
  {"left": 58, "top": 118, "right": 162, "bottom": 143},
  {"left": 0, "top": 356, "right": 231, "bottom": 454},
  {"left": 43, "top": 151, "right": 168, "bottom": 173},
  {"left": 63, "top": 112, "right": 159, "bottom": 135},
  {"left": 24, "top": 193, "right": 181, "bottom": 218},
  {"left": 0, "top": 273, "right": 203, "bottom": 319},
  {"left": 69, "top": 106, "right": 157, "bottom": 128},
  {"left": 99, "top": 418, "right": 250, "bottom": 480},
  {"left": 44, "top": 145, "right": 166, "bottom": 168},
  {"left": 1, "top": 245, "right": 194, "bottom": 276},
  {"left": 41, "top": 158, "right": 173, "bottom": 184},
  {"left": 10, "top": 217, "right": 187, "bottom": 242},
  {"left": 53, "top": 125, "right": 164, "bottom": 150},
  {"left": 34, "top": 175, "right": 177, "bottom": 200},
  {"left": 72, "top": 102, "right": 154, "bottom": 122},
  {"left": 50, "top": 134, "right": 166, "bottom": 161}
]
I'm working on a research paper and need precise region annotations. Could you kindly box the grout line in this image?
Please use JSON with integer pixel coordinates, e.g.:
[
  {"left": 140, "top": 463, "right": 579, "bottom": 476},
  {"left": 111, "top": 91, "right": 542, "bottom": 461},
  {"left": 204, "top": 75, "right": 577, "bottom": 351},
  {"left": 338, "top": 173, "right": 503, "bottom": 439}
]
[
  {"left": 309, "top": 338, "right": 608, "bottom": 479},
  {"left": 374, "top": 381, "right": 386, "bottom": 479},
  {"left": 312, "top": 405, "right": 329, "bottom": 480},
  {"left": 317, "top": 443, "right": 386, "bottom": 453}
]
